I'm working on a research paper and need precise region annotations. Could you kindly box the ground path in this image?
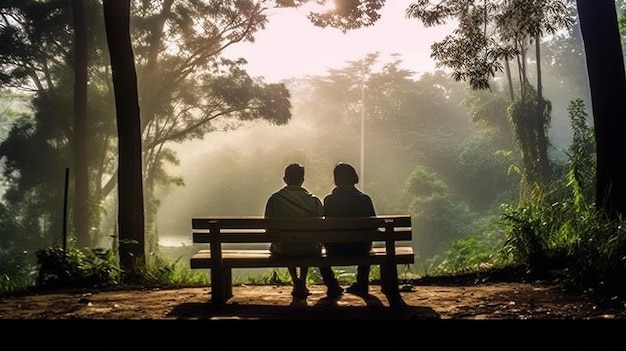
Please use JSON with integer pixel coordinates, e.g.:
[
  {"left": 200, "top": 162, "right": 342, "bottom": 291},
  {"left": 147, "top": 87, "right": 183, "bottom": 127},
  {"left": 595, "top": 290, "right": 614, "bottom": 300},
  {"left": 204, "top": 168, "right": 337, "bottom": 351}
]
[{"left": 1, "top": 281, "right": 624, "bottom": 320}]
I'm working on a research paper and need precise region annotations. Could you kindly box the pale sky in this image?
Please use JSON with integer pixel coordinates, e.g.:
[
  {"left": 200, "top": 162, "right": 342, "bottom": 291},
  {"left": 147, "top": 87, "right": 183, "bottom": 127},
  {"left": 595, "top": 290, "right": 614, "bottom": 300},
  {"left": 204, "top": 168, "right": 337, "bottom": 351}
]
[{"left": 224, "top": 1, "right": 457, "bottom": 82}]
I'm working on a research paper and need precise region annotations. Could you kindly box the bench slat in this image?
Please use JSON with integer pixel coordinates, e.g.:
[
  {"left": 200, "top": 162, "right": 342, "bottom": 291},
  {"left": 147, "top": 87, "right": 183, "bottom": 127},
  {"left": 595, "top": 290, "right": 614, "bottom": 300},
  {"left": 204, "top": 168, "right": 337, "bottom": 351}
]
[
  {"left": 192, "top": 227, "right": 412, "bottom": 244},
  {"left": 192, "top": 215, "right": 411, "bottom": 230},
  {"left": 190, "top": 247, "right": 414, "bottom": 269}
]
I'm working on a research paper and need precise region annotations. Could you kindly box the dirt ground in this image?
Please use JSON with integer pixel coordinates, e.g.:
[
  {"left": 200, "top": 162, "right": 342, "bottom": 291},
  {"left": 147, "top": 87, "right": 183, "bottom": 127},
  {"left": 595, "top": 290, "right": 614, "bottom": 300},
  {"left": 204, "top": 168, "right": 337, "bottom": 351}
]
[
  {"left": 1, "top": 280, "right": 625, "bottom": 320},
  {"left": 4, "top": 274, "right": 626, "bottom": 350},
  {"left": 3, "top": 281, "right": 626, "bottom": 350}
]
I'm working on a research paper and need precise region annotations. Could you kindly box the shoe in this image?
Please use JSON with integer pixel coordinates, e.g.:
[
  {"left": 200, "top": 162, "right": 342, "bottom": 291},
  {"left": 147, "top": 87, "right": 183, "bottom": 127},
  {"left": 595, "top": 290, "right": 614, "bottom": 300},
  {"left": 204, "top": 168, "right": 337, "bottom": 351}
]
[
  {"left": 291, "top": 286, "right": 311, "bottom": 299},
  {"left": 326, "top": 285, "right": 344, "bottom": 299},
  {"left": 291, "top": 279, "right": 312, "bottom": 299},
  {"left": 346, "top": 283, "right": 368, "bottom": 296}
]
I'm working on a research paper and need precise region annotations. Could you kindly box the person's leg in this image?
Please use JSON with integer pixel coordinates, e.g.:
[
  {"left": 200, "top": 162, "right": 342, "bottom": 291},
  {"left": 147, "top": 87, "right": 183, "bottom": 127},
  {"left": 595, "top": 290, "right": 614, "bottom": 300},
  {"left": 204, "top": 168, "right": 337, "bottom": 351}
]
[
  {"left": 346, "top": 265, "right": 370, "bottom": 296},
  {"left": 288, "top": 266, "right": 298, "bottom": 283},
  {"left": 290, "top": 266, "right": 312, "bottom": 299},
  {"left": 356, "top": 264, "right": 370, "bottom": 288},
  {"left": 288, "top": 266, "right": 302, "bottom": 297},
  {"left": 300, "top": 266, "right": 308, "bottom": 282},
  {"left": 300, "top": 266, "right": 310, "bottom": 295},
  {"left": 319, "top": 266, "right": 344, "bottom": 298}
]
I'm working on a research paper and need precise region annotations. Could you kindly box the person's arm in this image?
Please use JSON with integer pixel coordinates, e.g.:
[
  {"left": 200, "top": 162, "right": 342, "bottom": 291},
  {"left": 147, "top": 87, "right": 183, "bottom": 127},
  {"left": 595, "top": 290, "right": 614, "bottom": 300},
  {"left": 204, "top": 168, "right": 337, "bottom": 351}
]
[
  {"left": 314, "top": 197, "right": 323, "bottom": 217},
  {"left": 264, "top": 195, "right": 275, "bottom": 217},
  {"left": 364, "top": 195, "right": 376, "bottom": 216}
]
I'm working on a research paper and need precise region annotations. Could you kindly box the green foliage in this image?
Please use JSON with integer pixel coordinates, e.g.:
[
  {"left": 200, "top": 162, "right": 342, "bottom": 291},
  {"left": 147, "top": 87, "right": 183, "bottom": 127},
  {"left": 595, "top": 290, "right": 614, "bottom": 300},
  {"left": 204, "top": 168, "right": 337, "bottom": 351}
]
[
  {"left": 429, "top": 96, "right": 626, "bottom": 297},
  {"left": 454, "top": 129, "right": 516, "bottom": 210},
  {"left": 617, "top": 0, "right": 626, "bottom": 60},
  {"left": 567, "top": 210, "right": 626, "bottom": 294},
  {"left": 499, "top": 191, "right": 562, "bottom": 271},
  {"left": 507, "top": 93, "right": 542, "bottom": 187},
  {"left": 0, "top": 246, "right": 37, "bottom": 295},
  {"left": 36, "top": 247, "right": 120, "bottom": 289},
  {"left": 403, "top": 165, "right": 476, "bottom": 261},
  {"left": 231, "top": 267, "right": 372, "bottom": 286},
  {"left": 499, "top": 189, "right": 626, "bottom": 296},
  {"left": 142, "top": 255, "right": 208, "bottom": 286},
  {"left": 497, "top": 98, "right": 594, "bottom": 272},
  {"left": 430, "top": 226, "right": 514, "bottom": 276},
  {"left": 305, "top": 0, "right": 384, "bottom": 33},
  {"left": 32, "top": 245, "right": 209, "bottom": 291},
  {"left": 408, "top": 0, "right": 574, "bottom": 91},
  {"left": 0, "top": 0, "right": 291, "bottom": 254},
  {"left": 565, "top": 98, "right": 595, "bottom": 209}
]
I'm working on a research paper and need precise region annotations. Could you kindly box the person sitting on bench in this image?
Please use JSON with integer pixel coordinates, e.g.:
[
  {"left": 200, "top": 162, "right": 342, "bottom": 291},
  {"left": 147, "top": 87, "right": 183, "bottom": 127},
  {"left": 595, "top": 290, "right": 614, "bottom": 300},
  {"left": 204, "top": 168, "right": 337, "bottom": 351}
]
[
  {"left": 264, "top": 163, "right": 324, "bottom": 299},
  {"left": 320, "top": 162, "right": 376, "bottom": 297}
]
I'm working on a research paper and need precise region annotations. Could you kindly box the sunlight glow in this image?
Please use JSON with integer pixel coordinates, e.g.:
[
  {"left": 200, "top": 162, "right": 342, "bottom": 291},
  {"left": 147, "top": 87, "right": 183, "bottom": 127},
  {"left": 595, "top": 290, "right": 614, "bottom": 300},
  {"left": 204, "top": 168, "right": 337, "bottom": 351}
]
[{"left": 224, "top": 1, "right": 456, "bottom": 82}]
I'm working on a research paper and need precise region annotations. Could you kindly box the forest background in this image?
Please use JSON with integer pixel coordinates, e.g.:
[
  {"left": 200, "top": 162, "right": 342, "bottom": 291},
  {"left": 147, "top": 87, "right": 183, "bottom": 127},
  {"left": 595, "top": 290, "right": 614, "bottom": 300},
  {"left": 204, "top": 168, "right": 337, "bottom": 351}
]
[{"left": 1, "top": 0, "right": 626, "bottom": 298}]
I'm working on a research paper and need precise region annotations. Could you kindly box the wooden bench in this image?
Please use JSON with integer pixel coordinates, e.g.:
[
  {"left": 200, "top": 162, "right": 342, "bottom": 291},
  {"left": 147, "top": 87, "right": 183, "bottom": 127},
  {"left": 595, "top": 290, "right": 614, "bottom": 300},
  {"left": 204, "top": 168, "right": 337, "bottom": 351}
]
[{"left": 190, "top": 215, "right": 414, "bottom": 307}]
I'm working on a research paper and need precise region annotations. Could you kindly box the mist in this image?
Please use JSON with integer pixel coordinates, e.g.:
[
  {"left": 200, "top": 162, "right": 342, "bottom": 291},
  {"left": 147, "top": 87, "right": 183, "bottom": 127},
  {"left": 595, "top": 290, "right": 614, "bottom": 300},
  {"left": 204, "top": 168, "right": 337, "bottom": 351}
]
[{"left": 155, "top": 30, "right": 591, "bottom": 266}]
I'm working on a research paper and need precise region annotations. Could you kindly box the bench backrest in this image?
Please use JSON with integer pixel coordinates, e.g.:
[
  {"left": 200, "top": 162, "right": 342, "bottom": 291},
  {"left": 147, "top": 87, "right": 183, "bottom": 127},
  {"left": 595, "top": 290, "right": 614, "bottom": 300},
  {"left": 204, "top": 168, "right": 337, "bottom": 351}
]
[{"left": 192, "top": 215, "right": 412, "bottom": 244}]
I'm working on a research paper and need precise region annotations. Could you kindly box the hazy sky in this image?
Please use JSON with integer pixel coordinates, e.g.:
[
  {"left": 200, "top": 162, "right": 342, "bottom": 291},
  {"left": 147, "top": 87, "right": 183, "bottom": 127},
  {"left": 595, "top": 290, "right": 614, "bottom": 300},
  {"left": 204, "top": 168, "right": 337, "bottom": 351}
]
[{"left": 224, "top": 1, "right": 457, "bottom": 82}]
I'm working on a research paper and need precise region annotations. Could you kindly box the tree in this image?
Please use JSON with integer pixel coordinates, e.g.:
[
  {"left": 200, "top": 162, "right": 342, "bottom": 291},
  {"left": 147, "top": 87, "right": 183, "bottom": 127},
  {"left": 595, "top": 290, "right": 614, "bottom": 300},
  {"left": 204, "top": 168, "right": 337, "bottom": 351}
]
[
  {"left": 281, "top": 0, "right": 572, "bottom": 193},
  {"left": 297, "top": 0, "right": 626, "bottom": 217},
  {"left": 71, "top": 0, "right": 90, "bottom": 248},
  {"left": 405, "top": 0, "right": 573, "bottom": 190},
  {"left": 102, "top": 0, "right": 145, "bottom": 278},
  {"left": 0, "top": 1, "right": 292, "bottom": 252},
  {"left": 105, "top": 1, "right": 293, "bottom": 251},
  {"left": 576, "top": 0, "right": 626, "bottom": 217},
  {"left": 0, "top": 1, "right": 81, "bottom": 250}
]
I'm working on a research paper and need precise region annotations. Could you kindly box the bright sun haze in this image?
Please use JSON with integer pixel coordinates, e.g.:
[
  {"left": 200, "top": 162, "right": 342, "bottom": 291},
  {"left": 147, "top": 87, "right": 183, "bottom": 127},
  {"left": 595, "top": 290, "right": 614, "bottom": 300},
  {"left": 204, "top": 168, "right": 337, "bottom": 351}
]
[{"left": 224, "top": 1, "right": 456, "bottom": 82}]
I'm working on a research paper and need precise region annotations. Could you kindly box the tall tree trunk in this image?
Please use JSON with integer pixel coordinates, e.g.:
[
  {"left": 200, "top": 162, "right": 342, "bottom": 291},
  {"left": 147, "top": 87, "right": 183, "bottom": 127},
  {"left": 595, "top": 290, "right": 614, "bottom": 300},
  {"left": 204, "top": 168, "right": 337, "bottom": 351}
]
[
  {"left": 71, "top": 0, "right": 90, "bottom": 248},
  {"left": 577, "top": 0, "right": 626, "bottom": 217},
  {"left": 102, "top": 0, "right": 146, "bottom": 278},
  {"left": 534, "top": 34, "right": 550, "bottom": 183},
  {"left": 505, "top": 59, "right": 515, "bottom": 102}
]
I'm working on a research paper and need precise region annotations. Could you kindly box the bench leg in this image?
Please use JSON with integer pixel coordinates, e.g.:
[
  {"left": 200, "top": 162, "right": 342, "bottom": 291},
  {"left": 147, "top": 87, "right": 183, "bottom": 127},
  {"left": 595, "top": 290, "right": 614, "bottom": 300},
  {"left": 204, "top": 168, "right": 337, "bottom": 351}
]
[
  {"left": 225, "top": 268, "right": 233, "bottom": 300},
  {"left": 210, "top": 267, "right": 233, "bottom": 308},
  {"left": 380, "top": 263, "right": 406, "bottom": 308},
  {"left": 210, "top": 267, "right": 226, "bottom": 307}
]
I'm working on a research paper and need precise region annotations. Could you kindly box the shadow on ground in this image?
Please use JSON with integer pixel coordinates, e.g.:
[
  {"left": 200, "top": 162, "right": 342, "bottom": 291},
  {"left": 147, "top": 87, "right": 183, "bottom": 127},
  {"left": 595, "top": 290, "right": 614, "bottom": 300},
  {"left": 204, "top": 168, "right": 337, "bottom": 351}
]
[{"left": 167, "top": 293, "right": 440, "bottom": 320}]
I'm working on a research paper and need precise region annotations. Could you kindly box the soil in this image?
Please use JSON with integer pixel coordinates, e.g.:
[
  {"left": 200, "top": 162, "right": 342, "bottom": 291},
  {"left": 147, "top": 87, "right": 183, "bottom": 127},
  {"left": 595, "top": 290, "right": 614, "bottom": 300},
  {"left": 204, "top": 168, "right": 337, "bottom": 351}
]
[
  {"left": 1, "top": 278, "right": 625, "bottom": 321},
  {"left": 4, "top": 270, "right": 625, "bottom": 350}
]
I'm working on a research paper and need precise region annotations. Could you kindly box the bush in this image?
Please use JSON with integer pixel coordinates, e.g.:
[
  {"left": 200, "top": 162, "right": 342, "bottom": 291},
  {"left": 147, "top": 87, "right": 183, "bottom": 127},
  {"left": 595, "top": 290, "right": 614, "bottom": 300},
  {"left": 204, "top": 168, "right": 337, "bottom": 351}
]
[
  {"left": 0, "top": 246, "right": 37, "bottom": 295},
  {"left": 36, "top": 247, "right": 120, "bottom": 289}
]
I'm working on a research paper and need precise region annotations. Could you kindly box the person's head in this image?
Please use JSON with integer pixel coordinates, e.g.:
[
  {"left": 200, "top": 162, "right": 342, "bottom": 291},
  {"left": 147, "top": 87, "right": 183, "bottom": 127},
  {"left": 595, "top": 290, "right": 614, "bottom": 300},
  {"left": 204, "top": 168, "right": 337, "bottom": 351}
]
[
  {"left": 333, "top": 163, "right": 358, "bottom": 186},
  {"left": 283, "top": 163, "right": 305, "bottom": 186}
]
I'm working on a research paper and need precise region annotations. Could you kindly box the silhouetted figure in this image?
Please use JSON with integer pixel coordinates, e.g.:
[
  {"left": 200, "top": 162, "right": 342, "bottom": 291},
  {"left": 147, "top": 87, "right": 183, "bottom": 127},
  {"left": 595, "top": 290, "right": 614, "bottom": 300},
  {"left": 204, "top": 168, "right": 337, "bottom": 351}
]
[
  {"left": 265, "top": 163, "right": 323, "bottom": 299},
  {"left": 319, "top": 163, "right": 375, "bottom": 298}
]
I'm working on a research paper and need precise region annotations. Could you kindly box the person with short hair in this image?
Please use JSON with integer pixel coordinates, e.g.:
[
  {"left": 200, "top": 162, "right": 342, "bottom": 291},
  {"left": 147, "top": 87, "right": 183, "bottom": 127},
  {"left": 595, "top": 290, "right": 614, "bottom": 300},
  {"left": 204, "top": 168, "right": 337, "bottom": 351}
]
[{"left": 265, "top": 163, "right": 323, "bottom": 299}]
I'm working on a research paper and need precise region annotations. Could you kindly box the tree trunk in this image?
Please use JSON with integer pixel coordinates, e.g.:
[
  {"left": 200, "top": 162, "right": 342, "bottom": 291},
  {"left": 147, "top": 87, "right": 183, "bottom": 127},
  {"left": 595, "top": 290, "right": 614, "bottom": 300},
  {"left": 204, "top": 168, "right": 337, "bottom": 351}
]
[
  {"left": 576, "top": 0, "right": 626, "bottom": 217},
  {"left": 534, "top": 34, "right": 550, "bottom": 183},
  {"left": 102, "top": 0, "right": 146, "bottom": 278},
  {"left": 505, "top": 59, "right": 515, "bottom": 102},
  {"left": 71, "top": 0, "right": 90, "bottom": 248}
]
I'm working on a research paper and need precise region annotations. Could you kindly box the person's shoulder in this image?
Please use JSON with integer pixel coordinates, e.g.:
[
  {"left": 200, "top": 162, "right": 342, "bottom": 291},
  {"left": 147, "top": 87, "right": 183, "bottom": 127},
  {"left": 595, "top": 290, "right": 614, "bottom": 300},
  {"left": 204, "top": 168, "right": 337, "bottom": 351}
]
[{"left": 267, "top": 190, "right": 282, "bottom": 201}]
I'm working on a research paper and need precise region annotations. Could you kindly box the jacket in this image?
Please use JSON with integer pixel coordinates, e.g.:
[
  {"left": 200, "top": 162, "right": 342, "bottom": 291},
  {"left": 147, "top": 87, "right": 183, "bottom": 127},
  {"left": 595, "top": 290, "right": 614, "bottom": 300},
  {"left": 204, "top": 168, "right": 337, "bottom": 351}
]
[{"left": 265, "top": 185, "right": 323, "bottom": 256}]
